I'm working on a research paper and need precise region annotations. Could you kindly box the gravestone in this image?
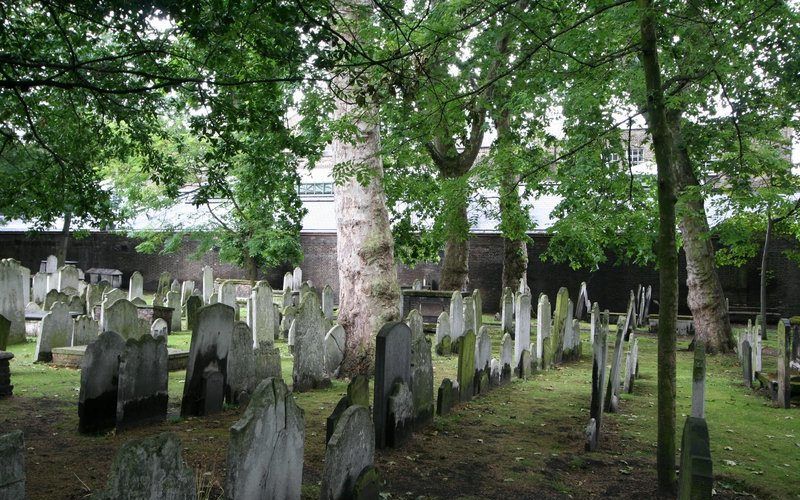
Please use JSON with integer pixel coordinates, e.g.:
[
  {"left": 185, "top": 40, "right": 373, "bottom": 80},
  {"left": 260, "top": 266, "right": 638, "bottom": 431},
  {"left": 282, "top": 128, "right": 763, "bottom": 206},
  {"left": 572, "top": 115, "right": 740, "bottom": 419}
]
[
  {"left": 517, "top": 349, "right": 532, "bottom": 379},
  {"left": 374, "top": 322, "right": 411, "bottom": 449},
  {"left": 251, "top": 282, "right": 275, "bottom": 347},
  {"left": 227, "top": 322, "right": 257, "bottom": 404},
  {"left": 322, "top": 284, "right": 335, "bottom": 320},
  {"left": 677, "top": 417, "right": 713, "bottom": 500},
  {"left": 490, "top": 358, "right": 501, "bottom": 386},
  {"left": 776, "top": 318, "right": 792, "bottom": 409},
  {"left": 170, "top": 279, "right": 180, "bottom": 293},
  {"left": 435, "top": 311, "right": 451, "bottom": 355},
  {"left": 94, "top": 433, "right": 196, "bottom": 500},
  {"left": 436, "top": 378, "right": 457, "bottom": 416},
  {"left": 536, "top": 294, "right": 551, "bottom": 370},
  {"left": 166, "top": 291, "right": 182, "bottom": 332},
  {"left": 475, "top": 326, "right": 491, "bottom": 375},
  {"left": 514, "top": 291, "right": 531, "bottom": 368},
  {"left": 102, "top": 298, "right": 147, "bottom": 340},
  {"left": 741, "top": 340, "right": 752, "bottom": 388},
  {"left": 326, "top": 376, "right": 370, "bottom": 445},
  {"left": 180, "top": 280, "right": 195, "bottom": 305},
  {"left": 0, "top": 259, "right": 25, "bottom": 345},
  {"left": 0, "top": 351, "right": 11, "bottom": 397},
  {"left": 130, "top": 297, "right": 146, "bottom": 307},
  {"left": 128, "top": 271, "right": 144, "bottom": 301},
  {"left": 408, "top": 310, "right": 433, "bottom": 428},
  {"left": 282, "top": 271, "right": 293, "bottom": 291},
  {"left": 68, "top": 294, "right": 84, "bottom": 313},
  {"left": 45, "top": 254, "right": 58, "bottom": 273},
  {"left": 624, "top": 338, "right": 639, "bottom": 394},
  {"left": 575, "top": 281, "right": 590, "bottom": 320},
  {"left": 150, "top": 318, "right": 168, "bottom": 340},
  {"left": 324, "top": 324, "right": 346, "bottom": 377},
  {"left": 282, "top": 285, "right": 293, "bottom": 309},
  {"left": 501, "top": 287, "right": 514, "bottom": 336},
  {"left": 254, "top": 341, "right": 282, "bottom": 382},
  {"left": 116, "top": 335, "right": 169, "bottom": 431},
  {"left": 32, "top": 272, "right": 48, "bottom": 305},
  {"left": 281, "top": 305, "right": 297, "bottom": 340},
  {"left": 0, "top": 430, "right": 26, "bottom": 499},
  {"left": 321, "top": 405, "right": 375, "bottom": 500},
  {"left": 691, "top": 343, "right": 706, "bottom": 418},
  {"left": 551, "top": 287, "right": 569, "bottom": 365},
  {"left": 292, "top": 292, "right": 330, "bottom": 391},
  {"left": 20, "top": 266, "right": 30, "bottom": 306},
  {"left": 387, "top": 380, "right": 413, "bottom": 448},
  {"left": 181, "top": 303, "right": 234, "bottom": 417},
  {"left": 457, "top": 329, "right": 476, "bottom": 401},
  {"left": 226, "top": 378, "right": 304, "bottom": 500},
  {"left": 449, "top": 291, "right": 464, "bottom": 341},
  {"left": 219, "top": 280, "right": 237, "bottom": 309},
  {"left": 562, "top": 299, "right": 577, "bottom": 361},
  {"left": 463, "top": 296, "right": 475, "bottom": 338},
  {"left": 185, "top": 295, "right": 202, "bottom": 332},
  {"left": 202, "top": 265, "right": 214, "bottom": 304},
  {"left": 57, "top": 264, "right": 79, "bottom": 292},
  {"left": 292, "top": 266, "right": 303, "bottom": 291},
  {"left": 605, "top": 316, "right": 626, "bottom": 413},
  {"left": 472, "top": 288, "right": 482, "bottom": 332},
  {"left": 500, "top": 333, "right": 513, "bottom": 383},
  {"left": 35, "top": 301, "right": 72, "bottom": 361},
  {"left": 412, "top": 279, "right": 422, "bottom": 290},
  {"left": 72, "top": 315, "right": 99, "bottom": 346},
  {"left": 78, "top": 331, "right": 126, "bottom": 433}
]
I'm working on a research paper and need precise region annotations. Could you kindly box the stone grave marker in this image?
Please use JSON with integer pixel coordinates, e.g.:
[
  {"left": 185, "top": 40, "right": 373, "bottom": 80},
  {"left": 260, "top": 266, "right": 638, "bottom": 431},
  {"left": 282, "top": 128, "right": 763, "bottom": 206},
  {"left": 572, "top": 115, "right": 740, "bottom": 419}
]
[
  {"left": 624, "top": 337, "right": 639, "bottom": 394},
  {"left": 322, "top": 284, "right": 335, "bottom": 320},
  {"left": 180, "top": 303, "right": 234, "bottom": 417},
  {"left": 321, "top": 405, "right": 375, "bottom": 500},
  {"left": 517, "top": 349, "right": 532, "bottom": 379},
  {"left": 292, "top": 267, "right": 303, "bottom": 291},
  {"left": 226, "top": 378, "right": 304, "bottom": 500},
  {"left": 45, "top": 254, "right": 58, "bottom": 273},
  {"left": 489, "top": 358, "right": 501, "bottom": 386},
  {"left": 551, "top": 287, "right": 569, "bottom": 364},
  {"left": 435, "top": 311, "right": 451, "bottom": 355},
  {"left": 35, "top": 301, "right": 72, "bottom": 361},
  {"left": 227, "top": 321, "right": 256, "bottom": 404},
  {"left": 536, "top": 293, "right": 552, "bottom": 370},
  {"left": 374, "top": 322, "right": 411, "bottom": 449},
  {"left": 185, "top": 295, "right": 202, "bottom": 332},
  {"left": 326, "top": 375, "right": 370, "bottom": 445},
  {"left": 72, "top": 315, "right": 99, "bottom": 346},
  {"left": 500, "top": 333, "right": 513, "bottom": 383},
  {"left": 78, "top": 331, "right": 126, "bottom": 433},
  {"left": 412, "top": 279, "right": 422, "bottom": 290},
  {"left": 292, "top": 292, "right": 330, "bottom": 391},
  {"left": 475, "top": 326, "right": 491, "bottom": 377},
  {"left": 102, "top": 298, "right": 147, "bottom": 340},
  {"left": 150, "top": 318, "right": 168, "bottom": 340},
  {"left": 408, "top": 310, "right": 433, "bottom": 428},
  {"left": 20, "top": 266, "right": 29, "bottom": 306},
  {"left": 387, "top": 380, "right": 413, "bottom": 448},
  {"left": 180, "top": 280, "right": 195, "bottom": 305},
  {"left": 586, "top": 309, "right": 607, "bottom": 452},
  {"left": 128, "top": 271, "right": 144, "bottom": 301},
  {"left": 776, "top": 318, "right": 792, "bottom": 408},
  {"left": 254, "top": 341, "right": 282, "bottom": 382},
  {"left": 457, "top": 329, "right": 476, "bottom": 401},
  {"left": 436, "top": 378, "right": 457, "bottom": 416},
  {"left": 741, "top": 340, "right": 752, "bottom": 388},
  {"left": 0, "top": 259, "right": 25, "bottom": 345},
  {"left": 676, "top": 415, "right": 714, "bottom": 500},
  {"left": 463, "top": 296, "right": 475, "bottom": 338},
  {"left": 0, "top": 430, "right": 26, "bottom": 499},
  {"left": 605, "top": 317, "right": 626, "bottom": 412},
  {"left": 202, "top": 265, "right": 214, "bottom": 304},
  {"left": 501, "top": 287, "right": 514, "bottom": 336},
  {"left": 32, "top": 272, "right": 47, "bottom": 305},
  {"left": 219, "top": 280, "right": 237, "bottom": 309},
  {"left": 324, "top": 324, "right": 346, "bottom": 377},
  {"left": 57, "top": 264, "right": 79, "bottom": 292},
  {"left": 449, "top": 291, "right": 464, "bottom": 341},
  {"left": 282, "top": 271, "right": 293, "bottom": 291},
  {"left": 116, "top": 335, "right": 168, "bottom": 431},
  {"left": 166, "top": 290, "right": 182, "bottom": 332},
  {"left": 251, "top": 282, "right": 275, "bottom": 347},
  {"left": 473, "top": 288, "right": 482, "bottom": 332},
  {"left": 575, "top": 281, "right": 590, "bottom": 320},
  {"left": 514, "top": 291, "right": 531, "bottom": 368},
  {"left": 0, "top": 315, "right": 9, "bottom": 352}
]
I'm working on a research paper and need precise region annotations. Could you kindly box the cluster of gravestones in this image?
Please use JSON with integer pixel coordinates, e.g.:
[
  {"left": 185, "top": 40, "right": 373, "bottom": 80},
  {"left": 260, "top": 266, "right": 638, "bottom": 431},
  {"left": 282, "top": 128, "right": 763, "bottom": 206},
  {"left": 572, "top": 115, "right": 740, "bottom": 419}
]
[{"left": 738, "top": 317, "right": 799, "bottom": 409}]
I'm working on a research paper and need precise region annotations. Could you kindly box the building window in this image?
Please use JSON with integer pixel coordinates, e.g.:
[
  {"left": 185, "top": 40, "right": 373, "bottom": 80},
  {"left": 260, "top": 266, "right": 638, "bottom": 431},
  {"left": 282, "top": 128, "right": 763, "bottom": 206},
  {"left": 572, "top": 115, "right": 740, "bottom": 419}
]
[
  {"left": 630, "top": 147, "right": 644, "bottom": 165},
  {"left": 298, "top": 182, "right": 334, "bottom": 196}
]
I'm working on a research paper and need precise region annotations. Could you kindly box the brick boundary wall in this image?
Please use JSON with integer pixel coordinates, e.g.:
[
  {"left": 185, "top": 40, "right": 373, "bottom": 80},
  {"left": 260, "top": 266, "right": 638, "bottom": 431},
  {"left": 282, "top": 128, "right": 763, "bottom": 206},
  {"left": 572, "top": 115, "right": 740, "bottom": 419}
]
[{"left": 1, "top": 231, "right": 798, "bottom": 318}]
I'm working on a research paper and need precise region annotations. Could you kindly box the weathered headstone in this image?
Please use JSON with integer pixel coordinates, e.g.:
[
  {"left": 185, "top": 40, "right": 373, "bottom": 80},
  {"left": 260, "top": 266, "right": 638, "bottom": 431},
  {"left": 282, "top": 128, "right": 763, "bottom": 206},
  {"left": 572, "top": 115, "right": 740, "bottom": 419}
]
[
  {"left": 514, "top": 291, "right": 531, "bottom": 367},
  {"left": 94, "top": 433, "right": 196, "bottom": 500},
  {"left": 226, "top": 378, "right": 304, "bottom": 500},
  {"left": 500, "top": 333, "right": 513, "bottom": 383},
  {"left": 45, "top": 255, "right": 58, "bottom": 274},
  {"left": 72, "top": 315, "right": 99, "bottom": 346},
  {"left": 292, "top": 292, "right": 330, "bottom": 391},
  {"left": 436, "top": 378, "right": 457, "bottom": 416},
  {"left": 0, "top": 259, "right": 25, "bottom": 345},
  {"left": 605, "top": 317, "right": 626, "bottom": 413},
  {"left": 412, "top": 279, "right": 422, "bottom": 290},
  {"left": 56, "top": 264, "right": 80, "bottom": 292},
  {"left": 435, "top": 311, "right": 451, "bottom": 355},
  {"left": 322, "top": 284, "right": 335, "bottom": 321},
  {"left": 202, "top": 265, "right": 214, "bottom": 304},
  {"left": 325, "top": 375, "right": 370, "bottom": 445},
  {"left": 500, "top": 287, "right": 514, "bottom": 336},
  {"left": 387, "top": 380, "right": 413, "bottom": 448},
  {"left": 457, "top": 329, "right": 476, "bottom": 401},
  {"left": 472, "top": 288, "right": 482, "bottom": 332},
  {"left": 292, "top": 266, "right": 303, "bottom": 291},
  {"left": 475, "top": 325, "right": 491, "bottom": 375},
  {"left": 116, "top": 335, "right": 169, "bottom": 431},
  {"left": 0, "top": 430, "right": 26, "bottom": 499},
  {"left": 251, "top": 282, "right": 275, "bottom": 347},
  {"left": 374, "top": 322, "right": 411, "bottom": 449},
  {"left": 551, "top": 287, "right": 569, "bottom": 365},
  {"left": 624, "top": 337, "right": 639, "bottom": 394},
  {"left": 181, "top": 303, "right": 234, "bottom": 417},
  {"left": 35, "top": 301, "right": 72, "bottom": 361},
  {"left": 449, "top": 291, "right": 464, "bottom": 341},
  {"left": 280, "top": 305, "right": 297, "bottom": 339},
  {"left": 180, "top": 280, "right": 195, "bottom": 305},
  {"left": 78, "top": 331, "right": 126, "bottom": 433},
  {"left": 321, "top": 405, "right": 375, "bottom": 500},
  {"left": 254, "top": 341, "right": 282, "bottom": 382},
  {"left": 463, "top": 296, "right": 475, "bottom": 338},
  {"left": 741, "top": 340, "right": 752, "bottom": 388},
  {"left": 219, "top": 280, "right": 237, "bottom": 309},
  {"left": 102, "top": 298, "right": 147, "bottom": 340},
  {"left": 586, "top": 304, "right": 608, "bottom": 452},
  {"left": 575, "top": 281, "right": 590, "bottom": 320},
  {"left": 282, "top": 271, "right": 293, "bottom": 292},
  {"left": 166, "top": 290, "right": 182, "bottom": 332},
  {"left": 20, "top": 266, "right": 30, "bottom": 306},
  {"left": 128, "top": 271, "right": 144, "bottom": 301},
  {"left": 517, "top": 348, "right": 532, "bottom": 379},
  {"left": 32, "top": 272, "right": 47, "bottom": 305},
  {"left": 324, "top": 324, "right": 346, "bottom": 377},
  {"left": 227, "top": 322, "right": 257, "bottom": 404},
  {"left": 408, "top": 310, "right": 433, "bottom": 428},
  {"left": 185, "top": 295, "right": 202, "bottom": 333},
  {"left": 776, "top": 318, "right": 792, "bottom": 409},
  {"left": 677, "top": 417, "right": 713, "bottom": 500},
  {"left": 150, "top": 318, "right": 168, "bottom": 340}
]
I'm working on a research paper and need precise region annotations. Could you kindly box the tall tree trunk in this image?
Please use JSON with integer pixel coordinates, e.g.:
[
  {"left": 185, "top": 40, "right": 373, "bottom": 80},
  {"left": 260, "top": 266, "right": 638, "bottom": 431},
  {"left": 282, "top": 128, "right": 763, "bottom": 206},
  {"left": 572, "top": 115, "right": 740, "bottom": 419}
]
[
  {"left": 639, "top": 0, "right": 677, "bottom": 493},
  {"left": 56, "top": 212, "right": 71, "bottom": 266},
  {"left": 440, "top": 200, "right": 470, "bottom": 291},
  {"left": 760, "top": 216, "right": 772, "bottom": 340},
  {"left": 667, "top": 112, "right": 734, "bottom": 353},
  {"left": 332, "top": 0, "right": 400, "bottom": 377},
  {"left": 502, "top": 232, "right": 528, "bottom": 292}
]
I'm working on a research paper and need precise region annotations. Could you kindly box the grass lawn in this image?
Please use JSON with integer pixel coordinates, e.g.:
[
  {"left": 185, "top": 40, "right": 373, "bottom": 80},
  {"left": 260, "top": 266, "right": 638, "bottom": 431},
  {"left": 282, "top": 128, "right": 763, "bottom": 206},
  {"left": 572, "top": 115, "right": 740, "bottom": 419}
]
[{"left": 1, "top": 318, "right": 798, "bottom": 499}]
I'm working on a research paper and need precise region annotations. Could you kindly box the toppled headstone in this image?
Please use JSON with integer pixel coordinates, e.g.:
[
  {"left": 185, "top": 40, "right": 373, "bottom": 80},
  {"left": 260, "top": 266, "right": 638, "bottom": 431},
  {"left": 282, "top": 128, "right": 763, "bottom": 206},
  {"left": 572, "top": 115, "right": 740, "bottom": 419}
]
[
  {"left": 324, "top": 324, "right": 346, "bottom": 377},
  {"left": 374, "top": 322, "right": 411, "bottom": 449},
  {"left": 94, "top": 433, "right": 196, "bottom": 500},
  {"left": 457, "top": 329, "right": 476, "bottom": 401},
  {"left": 0, "top": 430, "right": 26, "bottom": 499},
  {"left": 408, "top": 310, "right": 433, "bottom": 428},
  {"left": 226, "top": 378, "right": 304, "bottom": 500},
  {"left": 79, "top": 331, "right": 126, "bottom": 433},
  {"left": 292, "top": 292, "right": 330, "bottom": 391},
  {"left": 35, "top": 301, "right": 72, "bottom": 361},
  {"left": 72, "top": 315, "right": 99, "bottom": 346},
  {"left": 181, "top": 303, "right": 234, "bottom": 417},
  {"left": 321, "top": 405, "right": 375, "bottom": 500},
  {"left": 116, "top": 335, "right": 168, "bottom": 431}
]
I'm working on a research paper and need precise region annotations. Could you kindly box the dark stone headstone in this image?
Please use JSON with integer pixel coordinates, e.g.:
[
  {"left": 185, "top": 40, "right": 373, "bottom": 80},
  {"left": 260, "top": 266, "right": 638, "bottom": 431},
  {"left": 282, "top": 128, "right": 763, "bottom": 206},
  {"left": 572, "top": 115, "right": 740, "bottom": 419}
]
[
  {"left": 436, "top": 335, "right": 452, "bottom": 356},
  {"left": 0, "top": 314, "right": 9, "bottom": 351},
  {"left": 0, "top": 351, "right": 13, "bottom": 398},
  {"left": 457, "top": 330, "right": 476, "bottom": 402},
  {"left": 185, "top": 295, "right": 202, "bottom": 332},
  {"left": 326, "top": 395, "right": 352, "bottom": 446},
  {"left": 180, "top": 303, "right": 233, "bottom": 417},
  {"left": 78, "top": 331, "right": 125, "bottom": 434},
  {"left": 408, "top": 310, "right": 434, "bottom": 429},
  {"left": 477, "top": 371, "right": 490, "bottom": 395},
  {"left": 202, "top": 368, "right": 224, "bottom": 416},
  {"left": 387, "top": 380, "right": 413, "bottom": 448},
  {"left": 741, "top": 340, "right": 752, "bottom": 388},
  {"left": 515, "top": 349, "right": 531, "bottom": 380},
  {"left": 436, "top": 378, "right": 455, "bottom": 416},
  {"left": 0, "top": 430, "right": 25, "bottom": 499},
  {"left": 677, "top": 416, "right": 713, "bottom": 500},
  {"left": 320, "top": 406, "right": 375, "bottom": 500},
  {"left": 586, "top": 306, "right": 608, "bottom": 452},
  {"left": 374, "top": 322, "right": 411, "bottom": 449},
  {"left": 352, "top": 466, "right": 381, "bottom": 500},
  {"left": 116, "top": 335, "right": 169, "bottom": 431},
  {"left": 605, "top": 317, "right": 626, "bottom": 413}
]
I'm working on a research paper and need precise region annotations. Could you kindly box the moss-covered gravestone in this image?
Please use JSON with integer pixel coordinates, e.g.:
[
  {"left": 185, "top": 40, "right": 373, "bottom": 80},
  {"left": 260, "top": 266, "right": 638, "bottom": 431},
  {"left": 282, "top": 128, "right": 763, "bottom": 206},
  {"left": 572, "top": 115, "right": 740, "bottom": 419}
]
[
  {"left": 116, "top": 335, "right": 168, "bottom": 431},
  {"left": 185, "top": 295, "right": 202, "bottom": 332},
  {"left": 457, "top": 329, "right": 476, "bottom": 402},
  {"left": 321, "top": 406, "right": 375, "bottom": 500},
  {"left": 741, "top": 340, "right": 752, "bottom": 388},
  {"left": 777, "top": 318, "right": 792, "bottom": 409},
  {"left": 435, "top": 311, "right": 451, "bottom": 355},
  {"left": 605, "top": 317, "right": 626, "bottom": 413},
  {"left": 677, "top": 417, "right": 713, "bottom": 500},
  {"left": 374, "top": 322, "right": 411, "bottom": 449},
  {"left": 551, "top": 287, "right": 569, "bottom": 365},
  {"left": 586, "top": 305, "right": 608, "bottom": 452},
  {"left": 326, "top": 375, "right": 370, "bottom": 445},
  {"left": 436, "top": 378, "right": 456, "bottom": 416},
  {"left": 536, "top": 294, "right": 551, "bottom": 370},
  {"left": 408, "top": 310, "right": 434, "bottom": 429},
  {"left": 352, "top": 466, "right": 381, "bottom": 500}
]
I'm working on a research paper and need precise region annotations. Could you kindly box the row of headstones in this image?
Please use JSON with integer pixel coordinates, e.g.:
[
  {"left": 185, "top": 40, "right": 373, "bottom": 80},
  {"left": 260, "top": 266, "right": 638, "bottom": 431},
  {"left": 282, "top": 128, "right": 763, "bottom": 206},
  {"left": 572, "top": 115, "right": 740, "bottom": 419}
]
[
  {"left": 739, "top": 317, "right": 799, "bottom": 409},
  {"left": 429, "top": 289, "right": 483, "bottom": 351}
]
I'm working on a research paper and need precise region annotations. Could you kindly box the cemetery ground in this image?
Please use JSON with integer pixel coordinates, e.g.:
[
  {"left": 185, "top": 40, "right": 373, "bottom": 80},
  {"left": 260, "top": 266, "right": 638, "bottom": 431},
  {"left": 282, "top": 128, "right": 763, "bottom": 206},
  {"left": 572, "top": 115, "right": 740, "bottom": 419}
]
[{"left": 2, "top": 319, "right": 798, "bottom": 499}]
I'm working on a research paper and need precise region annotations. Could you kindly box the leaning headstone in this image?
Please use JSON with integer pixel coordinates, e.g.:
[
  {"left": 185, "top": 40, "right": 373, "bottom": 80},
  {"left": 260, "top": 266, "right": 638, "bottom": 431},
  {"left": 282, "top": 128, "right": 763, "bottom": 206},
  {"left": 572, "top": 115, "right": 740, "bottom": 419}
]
[
  {"left": 0, "top": 430, "right": 26, "bottom": 499},
  {"left": 56, "top": 264, "right": 80, "bottom": 292},
  {"left": 72, "top": 315, "right": 99, "bottom": 346},
  {"left": 463, "top": 296, "right": 476, "bottom": 338},
  {"left": 536, "top": 294, "right": 551, "bottom": 370},
  {"left": 180, "top": 303, "right": 234, "bottom": 417},
  {"left": 94, "top": 433, "right": 196, "bottom": 500},
  {"left": 226, "top": 378, "right": 304, "bottom": 500},
  {"left": 292, "top": 292, "right": 330, "bottom": 391},
  {"left": 102, "top": 298, "right": 146, "bottom": 340},
  {"left": 605, "top": 317, "right": 626, "bottom": 413},
  {"left": 321, "top": 405, "right": 375, "bottom": 500},
  {"left": 185, "top": 295, "right": 202, "bottom": 332},
  {"left": 472, "top": 288, "right": 482, "bottom": 332},
  {"left": 227, "top": 322, "right": 257, "bottom": 404},
  {"left": 251, "top": 282, "right": 275, "bottom": 346},
  {"left": 0, "top": 259, "right": 25, "bottom": 345},
  {"left": 387, "top": 380, "right": 413, "bottom": 448},
  {"left": 776, "top": 318, "right": 792, "bottom": 409},
  {"left": 322, "top": 284, "right": 335, "bottom": 321},
  {"left": 324, "top": 324, "right": 346, "bottom": 377},
  {"left": 78, "top": 331, "right": 126, "bottom": 433},
  {"left": 408, "top": 310, "right": 434, "bottom": 428},
  {"left": 435, "top": 311, "right": 451, "bottom": 355},
  {"left": 741, "top": 340, "right": 752, "bottom": 388},
  {"left": 374, "top": 322, "right": 411, "bottom": 449},
  {"left": 500, "top": 287, "right": 514, "bottom": 336},
  {"left": 150, "top": 318, "right": 168, "bottom": 340},
  {"left": 116, "top": 335, "right": 169, "bottom": 431},
  {"left": 677, "top": 417, "right": 713, "bottom": 500},
  {"left": 586, "top": 305, "right": 608, "bottom": 452},
  {"left": 35, "top": 301, "right": 72, "bottom": 361},
  {"left": 500, "top": 333, "right": 513, "bottom": 383},
  {"left": 514, "top": 291, "right": 531, "bottom": 368},
  {"left": 128, "top": 271, "right": 144, "bottom": 301},
  {"left": 449, "top": 292, "right": 464, "bottom": 342},
  {"left": 292, "top": 266, "right": 303, "bottom": 291},
  {"left": 457, "top": 329, "right": 476, "bottom": 401},
  {"left": 166, "top": 290, "right": 182, "bottom": 332},
  {"left": 202, "top": 265, "right": 214, "bottom": 304}
]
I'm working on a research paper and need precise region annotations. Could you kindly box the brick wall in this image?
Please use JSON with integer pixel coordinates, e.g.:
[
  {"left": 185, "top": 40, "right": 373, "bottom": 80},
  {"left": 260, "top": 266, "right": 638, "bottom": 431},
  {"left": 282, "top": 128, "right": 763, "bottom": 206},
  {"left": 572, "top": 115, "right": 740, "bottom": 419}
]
[{"left": 1, "top": 231, "right": 798, "bottom": 317}]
